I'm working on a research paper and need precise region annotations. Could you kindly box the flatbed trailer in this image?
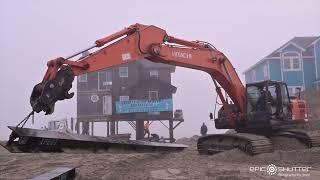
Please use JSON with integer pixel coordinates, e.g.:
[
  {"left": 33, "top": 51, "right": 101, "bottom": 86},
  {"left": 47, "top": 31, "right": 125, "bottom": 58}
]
[{"left": 1, "top": 126, "right": 187, "bottom": 153}]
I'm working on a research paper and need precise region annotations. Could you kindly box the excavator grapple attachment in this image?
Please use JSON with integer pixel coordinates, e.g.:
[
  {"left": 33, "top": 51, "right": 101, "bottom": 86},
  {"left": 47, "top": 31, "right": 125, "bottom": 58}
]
[{"left": 30, "top": 66, "right": 75, "bottom": 115}]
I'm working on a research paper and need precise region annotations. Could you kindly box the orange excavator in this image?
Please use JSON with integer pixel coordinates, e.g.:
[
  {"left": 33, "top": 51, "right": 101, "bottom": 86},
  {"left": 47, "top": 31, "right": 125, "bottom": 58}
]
[{"left": 21, "top": 24, "right": 320, "bottom": 154}]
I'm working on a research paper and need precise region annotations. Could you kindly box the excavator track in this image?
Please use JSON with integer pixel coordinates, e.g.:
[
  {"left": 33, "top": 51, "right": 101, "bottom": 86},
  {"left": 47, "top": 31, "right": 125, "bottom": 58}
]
[
  {"left": 274, "top": 129, "right": 320, "bottom": 148},
  {"left": 197, "top": 129, "right": 320, "bottom": 156},
  {"left": 197, "top": 133, "right": 273, "bottom": 155}
]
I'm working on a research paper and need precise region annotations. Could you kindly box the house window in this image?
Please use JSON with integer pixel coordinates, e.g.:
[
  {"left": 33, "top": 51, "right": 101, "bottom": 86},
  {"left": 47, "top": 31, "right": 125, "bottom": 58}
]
[
  {"left": 251, "top": 70, "right": 256, "bottom": 82},
  {"left": 263, "top": 65, "right": 268, "bottom": 78},
  {"left": 103, "top": 95, "right": 112, "bottom": 115},
  {"left": 98, "top": 71, "right": 112, "bottom": 91},
  {"left": 150, "top": 70, "right": 159, "bottom": 78},
  {"left": 106, "top": 71, "right": 112, "bottom": 85},
  {"left": 78, "top": 73, "right": 87, "bottom": 82},
  {"left": 119, "top": 95, "right": 129, "bottom": 101},
  {"left": 292, "top": 58, "right": 300, "bottom": 69},
  {"left": 149, "top": 91, "right": 158, "bottom": 100},
  {"left": 283, "top": 58, "right": 291, "bottom": 69},
  {"left": 283, "top": 56, "right": 301, "bottom": 71},
  {"left": 119, "top": 67, "right": 128, "bottom": 77},
  {"left": 287, "top": 86, "right": 303, "bottom": 96},
  {"left": 148, "top": 91, "right": 159, "bottom": 115}
]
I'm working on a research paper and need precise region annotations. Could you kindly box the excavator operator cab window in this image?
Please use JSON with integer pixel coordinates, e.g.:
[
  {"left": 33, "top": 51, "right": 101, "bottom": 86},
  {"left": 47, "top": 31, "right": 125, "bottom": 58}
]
[
  {"left": 281, "top": 84, "right": 290, "bottom": 104},
  {"left": 280, "top": 83, "right": 292, "bottom": 120},
  {"left": 246, "top": 81, "right": 281, "bottom": 117},
  {"left": 247, "top": 81, "right": 293, "bottom": 121},
  {"left": 246, "top": 86, "right": 261, "bottom": 113},
  {"left": 255, "top": 86, "right": 274, "bottom": 113},
  {"left": 265, "top": 84, "right": 277, "bottom": 115}
]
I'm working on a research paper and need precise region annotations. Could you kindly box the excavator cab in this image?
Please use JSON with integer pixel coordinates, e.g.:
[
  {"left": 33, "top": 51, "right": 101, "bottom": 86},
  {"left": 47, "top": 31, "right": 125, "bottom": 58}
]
[
  {"left": 244, "top": 80, "right": 307, "bottom": 131},
  {"left": 246, "top": 81, "right": 291, "bottom": 127},
  {"left": 215, "top": 80, "right": 294, "bottom": 130},
  {"left": 215, "top": 80, "right": 308, "bottom": 131}
]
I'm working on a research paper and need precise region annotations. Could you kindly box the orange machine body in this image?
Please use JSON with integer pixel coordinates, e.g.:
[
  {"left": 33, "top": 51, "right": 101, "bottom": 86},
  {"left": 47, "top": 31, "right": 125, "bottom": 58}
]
[
  {"left": 291, "top": 98, "right": 309, "bottom": 122},
  {"left": 37, "top": 23, "right": 308, "bottom": 130},
  {"left": 41, "top": 24, "right": 246, "bottom": 128}
]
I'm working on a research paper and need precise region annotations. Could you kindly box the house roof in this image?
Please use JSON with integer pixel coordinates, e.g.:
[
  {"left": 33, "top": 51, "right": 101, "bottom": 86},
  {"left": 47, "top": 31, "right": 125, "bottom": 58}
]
[
  {"left": 243, "top": 36, "right": 320, "bottom": 74},
  {"left": 267, "top": 36, "right": 319, "bottom": 57}
]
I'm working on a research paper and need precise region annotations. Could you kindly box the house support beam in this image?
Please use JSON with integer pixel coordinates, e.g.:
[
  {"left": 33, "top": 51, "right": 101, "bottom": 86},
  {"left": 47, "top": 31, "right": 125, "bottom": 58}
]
[
  {"left": 136, "top": 120, "right": 144, "bottom": 140},
  {"left": 91, "top": 122, "right": 94, "bottom": 136},
  {"left": 110, "top": 119, "right": 115, "bottom": 135},
  {"left": 106, "top": 121, "right": 110, "bottom": 137},
  {"left": 169, "top": 119, "right": 174, "bottom": 142}
]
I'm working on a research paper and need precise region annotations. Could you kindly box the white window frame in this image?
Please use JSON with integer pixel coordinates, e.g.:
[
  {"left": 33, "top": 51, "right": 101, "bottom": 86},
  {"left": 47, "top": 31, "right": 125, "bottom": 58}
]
[
  {"left": 78, "top": 73, "right": 87, "bottom": 82},
  {"left": 287, "top": 86, "right": 303, "bottom": 96},
  {"left": 149, "top": 70, "right": 159, "bottom": 78},
  {"left": 251, "top": 70, "right": 256, "bottom": 82},
  {"left": 282, "top": 55, "right": 301, "bottom": 71},
  {"left": 98, "top": 71, "right": 112, "bottom": 91},
  {"left": 119, "top": 67, "right": 128, "bottom": 77},
  {"left": 148, "top": 91, "right": 159, "bottom": 100},
  {"left": 103, "top": 95, "right": 112, "bottom": 115},
  {"left": 119, "top": 95, "right": 129, "bottom": 101},
  {"left": 106, "top": 71, "right": 112, "bottom": 85},
  {"left": 263, "top": 64, "right": 268, "bottom": 78},
  {"left": 98, "top": 72, "right": 106, "bottom": 91},
  {"left": 148, "top": 91, "right": 159, "bottom": 114}
]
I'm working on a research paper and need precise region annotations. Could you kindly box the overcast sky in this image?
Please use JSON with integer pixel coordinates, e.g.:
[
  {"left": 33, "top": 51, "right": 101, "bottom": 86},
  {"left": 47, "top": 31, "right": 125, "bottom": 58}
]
[{"left": 0, "top": 0, "right": 319, "bottom": 140}]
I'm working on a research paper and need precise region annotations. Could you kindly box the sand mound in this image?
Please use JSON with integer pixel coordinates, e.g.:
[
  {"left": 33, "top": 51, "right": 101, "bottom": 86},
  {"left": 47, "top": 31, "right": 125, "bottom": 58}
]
[
  {"left": 211, "top": 147, "right": 320, "bottom": 166},
  {"left": 175, "top": 135, "right": 200, "bottom": 148},
  {"left": 0, "top": 142, "right": 9, "bottom": 155}
]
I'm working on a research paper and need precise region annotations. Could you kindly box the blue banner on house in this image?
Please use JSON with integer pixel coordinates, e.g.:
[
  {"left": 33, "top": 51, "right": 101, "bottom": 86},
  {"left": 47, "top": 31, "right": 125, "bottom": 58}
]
[{"left": 115, "top": 98, "right": 173, "bottom": 114}]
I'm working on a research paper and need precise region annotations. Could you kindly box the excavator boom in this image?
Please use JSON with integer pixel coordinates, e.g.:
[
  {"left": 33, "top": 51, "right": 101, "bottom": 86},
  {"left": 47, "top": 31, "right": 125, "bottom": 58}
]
[
  {"left": 20, "top": 23, "right": 316, "bottom": 156},
  {"left": 31, "top": 23, "right": 246, "bottom": 128}
]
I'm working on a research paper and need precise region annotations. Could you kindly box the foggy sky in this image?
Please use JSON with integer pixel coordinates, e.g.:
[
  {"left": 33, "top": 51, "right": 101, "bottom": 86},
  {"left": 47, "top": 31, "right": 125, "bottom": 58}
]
[{"left": 0, "top": 0, "right": 319, "bottom": 140}]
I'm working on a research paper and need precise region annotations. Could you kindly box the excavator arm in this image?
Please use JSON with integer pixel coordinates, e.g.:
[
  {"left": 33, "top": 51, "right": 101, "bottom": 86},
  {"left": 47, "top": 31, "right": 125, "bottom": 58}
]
[{"left": 31, "top": 23, "right": 246, "bottom": 128}]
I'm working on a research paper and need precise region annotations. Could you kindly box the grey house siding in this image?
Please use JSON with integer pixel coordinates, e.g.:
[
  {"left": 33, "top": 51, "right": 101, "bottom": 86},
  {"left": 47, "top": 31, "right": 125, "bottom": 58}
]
[
  {"left": 77, "top": 59, "right": 176, "bottom": 121},
  {"left": 77, "top": 93, "right": 107, "bottom": 116},
  {"left": 78, "top": 73, "right": 98, "bottom": 91}
]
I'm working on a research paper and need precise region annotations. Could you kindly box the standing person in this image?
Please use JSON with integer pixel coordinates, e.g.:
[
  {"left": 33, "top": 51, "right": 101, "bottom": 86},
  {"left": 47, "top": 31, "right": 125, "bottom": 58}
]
[
  {"left": 200, "top": 123, "right": 208, "bottom": 136},
  {"left": 144, "top": 121, "right": 150, "bottom": 138}
]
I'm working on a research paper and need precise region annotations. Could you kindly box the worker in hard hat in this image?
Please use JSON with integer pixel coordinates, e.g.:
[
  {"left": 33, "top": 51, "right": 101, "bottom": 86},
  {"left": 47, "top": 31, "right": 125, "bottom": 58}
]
[{"left": 144, "top": 121, "right": 151, "bottom": 138}]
